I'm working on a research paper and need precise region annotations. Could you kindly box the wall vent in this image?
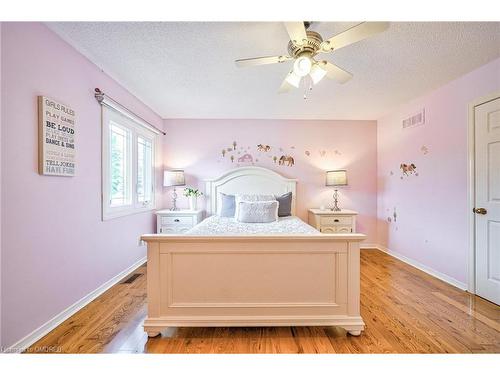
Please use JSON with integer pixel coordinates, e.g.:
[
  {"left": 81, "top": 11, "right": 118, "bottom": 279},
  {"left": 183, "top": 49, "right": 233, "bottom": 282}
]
[
  {"left": 120, "top": 273, "right": 142, "bottom": 284},
  {"left": 402, "top": 109, "right": 425, "bottom": 129}
]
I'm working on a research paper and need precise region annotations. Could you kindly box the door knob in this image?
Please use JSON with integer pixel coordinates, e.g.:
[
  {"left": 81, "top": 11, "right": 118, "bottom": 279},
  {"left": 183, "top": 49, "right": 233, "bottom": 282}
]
[{"left": 474, "top": 208, "right": 487, "bottom": 215}]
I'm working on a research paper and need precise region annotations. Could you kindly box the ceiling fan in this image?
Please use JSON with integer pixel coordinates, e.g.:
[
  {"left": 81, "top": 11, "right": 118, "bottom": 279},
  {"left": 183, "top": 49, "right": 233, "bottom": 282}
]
[{"left": 235, "top": 22, "right": 389, "bottom": 95}]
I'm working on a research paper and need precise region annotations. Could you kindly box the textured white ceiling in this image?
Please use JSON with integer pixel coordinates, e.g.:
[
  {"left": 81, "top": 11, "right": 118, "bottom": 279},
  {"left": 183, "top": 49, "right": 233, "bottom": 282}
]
[{"left": 47, "top": 22, "right": 500, "bottom": 120}]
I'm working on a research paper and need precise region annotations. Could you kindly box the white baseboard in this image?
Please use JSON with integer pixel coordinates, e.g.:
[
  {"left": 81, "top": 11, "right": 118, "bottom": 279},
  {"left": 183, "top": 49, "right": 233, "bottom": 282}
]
[
  {"left": 372, "top": 244, "right": 467, "bottom": 290},
  {"left": 360, "top": 243, "right": 379, "bottom": 250},
  {"left": 4, "top": 256, "right": 147, "bottom": 353}
]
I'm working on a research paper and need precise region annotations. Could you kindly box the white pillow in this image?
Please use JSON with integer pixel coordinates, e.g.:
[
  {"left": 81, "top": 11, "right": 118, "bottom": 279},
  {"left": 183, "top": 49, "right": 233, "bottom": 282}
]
[
  {"left": 236, "top": 200, "right": 279, "bottom": 223},
  {"left": 236, "top": 194, "right": 275, "bottom": 202},
  {"left": 235, "top": 194, "right": 275, "bottom": 218}
]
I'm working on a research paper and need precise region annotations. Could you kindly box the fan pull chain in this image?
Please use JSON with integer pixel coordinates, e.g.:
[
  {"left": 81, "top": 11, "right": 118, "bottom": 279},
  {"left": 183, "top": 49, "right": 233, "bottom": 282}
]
[{"left": 303, "top": 76, "right": 313, "bottom": 100}]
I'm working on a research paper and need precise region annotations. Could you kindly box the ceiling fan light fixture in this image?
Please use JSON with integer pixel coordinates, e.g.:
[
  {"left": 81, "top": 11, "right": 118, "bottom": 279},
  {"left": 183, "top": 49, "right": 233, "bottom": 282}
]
[
  {"left": 309, "top": 63, "right": 327, "bottom": 85},
  {"left": 236, "top": 22, "right": 390, "bottom": 95},
  {"left": 285, "top": 71, "right": 302, "bottom": 88},
  {"left": 293, "top": 55, "right": 312, "bottom": 77}
]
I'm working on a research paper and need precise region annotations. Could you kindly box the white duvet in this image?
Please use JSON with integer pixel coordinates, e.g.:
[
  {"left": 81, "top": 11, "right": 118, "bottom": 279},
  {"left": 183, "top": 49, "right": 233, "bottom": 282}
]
[{"left": 186, "top": 215, "right": 319, "bottom": 236}]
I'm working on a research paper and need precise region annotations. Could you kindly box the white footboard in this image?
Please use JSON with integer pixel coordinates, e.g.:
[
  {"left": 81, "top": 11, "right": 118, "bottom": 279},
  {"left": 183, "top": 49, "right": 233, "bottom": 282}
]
[{"left": 140, "top": 234, "right": 366, "bottom": 337}]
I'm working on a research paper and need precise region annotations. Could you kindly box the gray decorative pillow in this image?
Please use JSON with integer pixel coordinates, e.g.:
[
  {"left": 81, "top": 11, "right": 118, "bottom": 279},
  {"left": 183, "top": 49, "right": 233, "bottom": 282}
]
[
  {"left": 236, "top": 201, "right": 279, "bottom": 223},
  {"left": 275, "top": 192, "right": 292, "bottom": 217},
  {"left": 218, "top": 193, "right": 236, "bottom": 217}
]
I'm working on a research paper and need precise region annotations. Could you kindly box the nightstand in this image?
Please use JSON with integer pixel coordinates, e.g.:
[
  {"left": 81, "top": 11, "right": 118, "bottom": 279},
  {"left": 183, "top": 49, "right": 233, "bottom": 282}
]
[
  {"left": 156, "top": 209, "right": 203, "bottom": 234},
  {"left": 308, "top": 209, "right": 357, "bottom": 234}
]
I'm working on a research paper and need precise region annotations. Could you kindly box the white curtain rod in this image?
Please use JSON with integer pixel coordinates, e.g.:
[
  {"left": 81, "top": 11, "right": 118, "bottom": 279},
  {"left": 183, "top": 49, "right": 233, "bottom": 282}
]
[{"left": 94, "top": 88, "right": 166, "bottom": 135}]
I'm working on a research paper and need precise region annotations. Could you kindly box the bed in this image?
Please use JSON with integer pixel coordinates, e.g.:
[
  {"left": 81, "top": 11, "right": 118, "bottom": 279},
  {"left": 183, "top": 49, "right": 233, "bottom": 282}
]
[
  {"left": 141, "top": 166, "right": 366, "bottom": 337},
  {"left": 186, "top": 215, "right": 318, "bottom": 235}
]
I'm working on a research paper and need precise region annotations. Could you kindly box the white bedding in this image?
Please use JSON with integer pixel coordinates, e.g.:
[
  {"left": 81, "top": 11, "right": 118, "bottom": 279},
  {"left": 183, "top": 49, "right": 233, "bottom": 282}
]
[{"left": 186, "top": 215, "right": 319, "bottom": 236}]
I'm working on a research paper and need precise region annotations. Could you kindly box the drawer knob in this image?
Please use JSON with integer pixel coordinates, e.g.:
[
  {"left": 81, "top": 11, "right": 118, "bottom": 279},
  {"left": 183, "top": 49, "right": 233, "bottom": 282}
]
[
  {"left": 334, "top": 219, "right": 339, "bottom": 222},
  {"left": 174, "top": 219, "right": 180, "bottom": 222}
]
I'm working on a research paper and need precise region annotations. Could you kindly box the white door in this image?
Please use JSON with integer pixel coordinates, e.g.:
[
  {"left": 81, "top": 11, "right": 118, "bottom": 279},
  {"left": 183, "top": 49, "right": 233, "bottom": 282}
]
[{"left": 475, "top": 96, "right": 500, "bottom": 305}]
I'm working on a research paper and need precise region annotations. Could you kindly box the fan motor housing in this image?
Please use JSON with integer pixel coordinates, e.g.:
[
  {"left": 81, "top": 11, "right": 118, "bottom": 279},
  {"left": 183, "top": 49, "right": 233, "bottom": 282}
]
[{"left": 287, "top": 30, "right": 323, "bottom": 58}]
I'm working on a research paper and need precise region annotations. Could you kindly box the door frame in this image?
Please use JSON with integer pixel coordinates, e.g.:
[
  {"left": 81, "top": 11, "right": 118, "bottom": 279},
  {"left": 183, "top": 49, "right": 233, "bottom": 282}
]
[{"left": 467, "top": 91, "right": 500, "bottom": 293}]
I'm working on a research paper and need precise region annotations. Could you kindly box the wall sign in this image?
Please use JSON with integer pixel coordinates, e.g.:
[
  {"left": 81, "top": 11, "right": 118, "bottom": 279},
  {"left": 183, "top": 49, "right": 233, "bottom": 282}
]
[{"left": 38, "top": 96, "right": 76, "bottom": 176}]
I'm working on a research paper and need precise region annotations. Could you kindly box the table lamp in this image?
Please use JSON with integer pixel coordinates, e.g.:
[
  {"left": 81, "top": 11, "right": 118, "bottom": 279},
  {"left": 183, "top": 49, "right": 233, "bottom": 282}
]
[
  {"left": 326, "top": 170, "right": 347, "bottom": 212},
  {"left": 164, "top": 169, "right": 185, "bottom": 211}
]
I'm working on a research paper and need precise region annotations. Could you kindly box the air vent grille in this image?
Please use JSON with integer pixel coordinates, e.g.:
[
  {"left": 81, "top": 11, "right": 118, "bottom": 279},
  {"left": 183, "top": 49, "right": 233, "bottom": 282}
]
[
  {"left": 120, "top": 273, "right": 142, "bottom": 284},
  {"left": 402, "top": 109, "right": 425, "bottom": 129}
]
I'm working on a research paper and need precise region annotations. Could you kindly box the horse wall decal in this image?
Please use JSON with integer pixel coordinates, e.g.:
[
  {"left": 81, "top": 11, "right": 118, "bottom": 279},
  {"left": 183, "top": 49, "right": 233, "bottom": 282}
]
[
  {"left": 257, "top": 144, "right": 271, "bottom": 152},
  {"left": 279, "top": 155, "right": 295, "bottom": 167},
  {"left": 400, "top": 163, "right": 417, "bottom": 176}
]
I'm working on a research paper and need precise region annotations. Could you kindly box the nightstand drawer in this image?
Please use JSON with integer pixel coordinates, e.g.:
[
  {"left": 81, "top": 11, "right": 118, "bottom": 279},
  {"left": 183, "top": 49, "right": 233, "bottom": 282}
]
[
  {"left": 156, "top": 209, "right": 203, "bottom": 234},
  {"left": 160, "top": 225, "right": 192, "bottom": 234},
  {"left": 320, "top": 225, "right": 352, "bottom": 233},
  {"left": 320, "top": 216, "right": 352, "bottom": 225},
  {"left": 161, "top": 216, "right": 193, "bottom": 226},
  {"left": 334, "top": 226, "right": 352, "bottom": 233},
  {"left": 320, "top": 226, "right": 337, "bottom": 234},
  {"left": 309, "top": 209, "right": 357, "bottom": 234}
]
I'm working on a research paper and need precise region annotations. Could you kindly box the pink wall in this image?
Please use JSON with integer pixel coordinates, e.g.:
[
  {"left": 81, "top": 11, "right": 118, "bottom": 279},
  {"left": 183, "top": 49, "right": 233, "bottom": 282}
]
[
  {"left": 162, "top": 119, "right": 378, "bottom": 243},
  {"left": 377, "top": 57, "right": 500, "bottom": 286},
  {"left": 0, "top": 22, "right": 3, "bottom": 345},
  {"left": 0, "top": 23, "right": 163, "bottom": 347}
]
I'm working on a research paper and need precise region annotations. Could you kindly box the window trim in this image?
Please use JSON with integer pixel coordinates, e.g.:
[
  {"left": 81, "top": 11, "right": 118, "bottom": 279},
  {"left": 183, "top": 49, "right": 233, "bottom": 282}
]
[
  {"left": 136, "top": 134, "right": 154, "bottom": 207},
  {"left": 101, "top": 105, "right": 158, "bottom": 221},
  {"left": 109, "top": 121, "right": 132, "bottom": 208}
]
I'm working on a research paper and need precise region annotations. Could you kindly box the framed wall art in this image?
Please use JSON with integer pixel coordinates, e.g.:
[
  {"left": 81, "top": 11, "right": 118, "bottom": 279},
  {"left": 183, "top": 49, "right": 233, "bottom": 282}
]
[{"left": 38, "top": 96, "right": 76, "bottom": 176}]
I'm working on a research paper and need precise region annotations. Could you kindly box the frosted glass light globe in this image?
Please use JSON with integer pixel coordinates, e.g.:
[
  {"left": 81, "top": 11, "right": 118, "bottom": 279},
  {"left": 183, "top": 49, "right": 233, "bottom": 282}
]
[{"left": 293, "top": 56, "right": 312, "bottom": 77}]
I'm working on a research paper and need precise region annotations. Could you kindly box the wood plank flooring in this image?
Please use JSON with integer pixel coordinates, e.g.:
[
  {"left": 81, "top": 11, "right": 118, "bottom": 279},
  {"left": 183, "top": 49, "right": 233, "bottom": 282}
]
[{"left": 27, "top": 249, "right": 500, "bottom": 353}]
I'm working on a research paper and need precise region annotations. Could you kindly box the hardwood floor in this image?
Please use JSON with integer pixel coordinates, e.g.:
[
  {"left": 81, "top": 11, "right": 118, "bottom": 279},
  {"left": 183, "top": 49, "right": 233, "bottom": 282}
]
[{"left": 27, "top": 249, "right": 500, "bottom": 354}]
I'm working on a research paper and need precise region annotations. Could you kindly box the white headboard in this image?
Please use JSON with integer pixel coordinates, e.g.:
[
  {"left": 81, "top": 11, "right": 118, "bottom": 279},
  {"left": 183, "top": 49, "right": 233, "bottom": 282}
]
[{"left": 205, "top": 166, "right": 297, "bottom": 216}]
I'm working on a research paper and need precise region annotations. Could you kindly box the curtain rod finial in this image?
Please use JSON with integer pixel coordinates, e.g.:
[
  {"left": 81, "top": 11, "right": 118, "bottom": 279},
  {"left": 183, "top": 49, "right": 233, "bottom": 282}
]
[
  {"left": 94, "top": 88, "right": 104, "bottom": 103},
  {"left": 93, "top": 87, "right": 165, "bottom": 135}
]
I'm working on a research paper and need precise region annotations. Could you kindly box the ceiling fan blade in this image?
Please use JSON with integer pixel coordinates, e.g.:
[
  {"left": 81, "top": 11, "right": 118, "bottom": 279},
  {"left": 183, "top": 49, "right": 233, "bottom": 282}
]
[
  {"left": 320, "top": 22, "right": 389, "bottom": 52},
  {"left": 319, "top": 61, "right": 353, "bottom": 84},
  {"left": 235, "top": 55, "right": 292, "bottom": 68},
  {"left": 278, "top": 80, "right": 294, "bottom": 94},
  {"left": 284, "top": 22, "right": 308, "bottom": 46},
  {"left": 278, "top": 71, "right": 301, "bottom": 93}
]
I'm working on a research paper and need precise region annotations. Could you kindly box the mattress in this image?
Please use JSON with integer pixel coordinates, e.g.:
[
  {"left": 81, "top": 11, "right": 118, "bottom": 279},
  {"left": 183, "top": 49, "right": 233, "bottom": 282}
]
[{"left": 186, "top": 215, "right": 319, "bottom": 236}]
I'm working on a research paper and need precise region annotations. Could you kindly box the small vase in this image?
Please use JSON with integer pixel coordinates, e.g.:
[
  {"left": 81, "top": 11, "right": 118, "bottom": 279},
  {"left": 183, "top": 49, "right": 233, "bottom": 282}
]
[{"left": 189, "top": 196, "right": 197, "bottom": 210}]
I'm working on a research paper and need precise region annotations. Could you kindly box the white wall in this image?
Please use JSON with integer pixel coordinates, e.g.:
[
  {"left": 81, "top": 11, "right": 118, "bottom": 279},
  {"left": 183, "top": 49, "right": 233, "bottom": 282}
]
[{"left": 0, "top": 21, "right": 3, "bottom": 348}]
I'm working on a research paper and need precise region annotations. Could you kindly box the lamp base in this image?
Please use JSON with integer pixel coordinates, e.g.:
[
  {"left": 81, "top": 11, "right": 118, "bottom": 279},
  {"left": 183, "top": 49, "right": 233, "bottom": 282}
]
[
  {"left": 170, "top": 187, "right": 179, "bottom": 211},
  {"left": 331, "top": 189, "right": 341, "bottom": 212}
]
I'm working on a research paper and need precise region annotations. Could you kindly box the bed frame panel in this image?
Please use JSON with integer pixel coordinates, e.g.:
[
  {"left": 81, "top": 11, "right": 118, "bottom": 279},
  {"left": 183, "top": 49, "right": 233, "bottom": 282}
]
[{"left": 141, "top": 235, "right": 366, "bottom": 336}]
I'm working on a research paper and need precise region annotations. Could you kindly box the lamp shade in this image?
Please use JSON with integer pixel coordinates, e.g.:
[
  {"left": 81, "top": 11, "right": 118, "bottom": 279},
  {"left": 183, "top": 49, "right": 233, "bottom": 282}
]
[
  {"left": 310, "top": 63, "right": 327, "bottom": 85},
  {"left": 163, "top": 170, "right": 185, "bottom": 187},
  {"left": 326, "top": 170, "right": 348, "bottom": 186}
]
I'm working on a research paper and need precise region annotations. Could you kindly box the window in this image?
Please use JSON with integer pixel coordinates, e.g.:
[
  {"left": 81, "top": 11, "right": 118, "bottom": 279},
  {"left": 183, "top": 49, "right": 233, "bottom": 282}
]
[
  {"left": 137, "top": 136, "right": 153, "bottom": 204},
  {"left": 102, "top": 107, "right": 157, "bottom": 220},
  {"left": 110, "top": 123, "right": 131, "bottom": 207}
]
